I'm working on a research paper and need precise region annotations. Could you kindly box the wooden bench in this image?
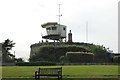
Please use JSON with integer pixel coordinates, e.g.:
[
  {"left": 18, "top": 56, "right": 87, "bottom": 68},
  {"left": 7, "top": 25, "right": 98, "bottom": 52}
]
[{"left": 35, "top": 67, "right": 62, "bottom": 80}]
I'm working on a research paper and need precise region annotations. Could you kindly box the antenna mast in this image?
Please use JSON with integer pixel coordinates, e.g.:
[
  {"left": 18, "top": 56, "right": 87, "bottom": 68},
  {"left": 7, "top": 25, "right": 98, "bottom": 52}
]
[
  {"left": 58, "top": 4, "right": 62, "bottom": 25},
  {"left": 86, "top": 21, "right": 88, "bottom": 43}
]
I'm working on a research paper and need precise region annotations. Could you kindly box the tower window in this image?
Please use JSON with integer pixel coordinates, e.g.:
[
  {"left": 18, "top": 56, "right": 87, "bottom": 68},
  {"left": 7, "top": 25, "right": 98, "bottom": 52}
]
[
  {"left": 63, "top": 27, "right": 66, "bottom": 30},
  {"left": 52, "top": 27, "right": 57, "bottom": 30},
  {"left": 46, "top": 27, "right": 51, "bottom": 31}
]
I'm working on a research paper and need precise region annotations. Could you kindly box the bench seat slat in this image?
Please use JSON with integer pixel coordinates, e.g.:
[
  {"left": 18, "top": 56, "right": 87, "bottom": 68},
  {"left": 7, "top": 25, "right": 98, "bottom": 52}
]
[{"left": 37, "top": 74, "right": 61, "bottom": 76}]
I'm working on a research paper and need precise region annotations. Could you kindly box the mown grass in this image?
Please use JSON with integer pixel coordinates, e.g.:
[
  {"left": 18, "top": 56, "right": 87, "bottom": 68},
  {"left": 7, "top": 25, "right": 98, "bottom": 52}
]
[
  {"left": 2, "top": 65, "right": 119, "bottom": 78},
  {"left": 1, "top": 78, "right": 119, "bottom": 80}
]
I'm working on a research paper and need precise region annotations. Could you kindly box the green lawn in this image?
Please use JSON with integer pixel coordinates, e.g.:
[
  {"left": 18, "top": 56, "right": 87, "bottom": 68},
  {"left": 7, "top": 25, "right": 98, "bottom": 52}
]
[{"left": 2, "top": 65, "right": 119, "bottom": 78}]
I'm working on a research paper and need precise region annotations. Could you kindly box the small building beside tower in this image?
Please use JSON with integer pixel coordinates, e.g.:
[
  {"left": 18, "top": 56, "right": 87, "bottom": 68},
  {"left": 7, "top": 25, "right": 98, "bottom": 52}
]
[{"left": 68, "top": 30, "right": 72, "bottom": 43}]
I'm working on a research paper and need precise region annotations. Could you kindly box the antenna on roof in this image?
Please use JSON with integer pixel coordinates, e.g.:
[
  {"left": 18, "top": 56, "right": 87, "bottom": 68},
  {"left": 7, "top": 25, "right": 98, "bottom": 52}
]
[
  {"left": 57, "top": 4, "right": 62, "bottom": 25},
  {"left": 86, "top": 21, "right": 88, "bottom": 43}
]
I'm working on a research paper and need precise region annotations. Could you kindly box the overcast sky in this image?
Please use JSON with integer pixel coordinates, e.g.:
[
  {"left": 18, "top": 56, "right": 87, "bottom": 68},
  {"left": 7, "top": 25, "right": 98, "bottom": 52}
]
[{"left": 0, "top": 0, "right": 119, "bottom": 61}]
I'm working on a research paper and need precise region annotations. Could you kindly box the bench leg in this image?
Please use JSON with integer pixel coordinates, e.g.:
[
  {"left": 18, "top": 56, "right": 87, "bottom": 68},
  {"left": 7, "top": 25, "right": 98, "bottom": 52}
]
[
  {"left": 58, "top": 76, "right": 59, "bottom": 80},
  {"left": 38, "top": 76, "right": 40, "bottom": 80},
  {"left": 35, "top": 71, "right": 38, "bottom": 79},
  {"left": 58, "top": 75, "right": 62, "bottom": 80},
  {"left": 61, "top": 76, "right": 62, "bottom": 80}
]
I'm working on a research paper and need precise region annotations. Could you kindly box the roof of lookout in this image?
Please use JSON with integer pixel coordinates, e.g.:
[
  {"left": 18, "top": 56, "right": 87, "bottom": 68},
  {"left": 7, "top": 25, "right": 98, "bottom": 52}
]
[{"left": 41, "top": 22, "right": 58, "bottom": 28}]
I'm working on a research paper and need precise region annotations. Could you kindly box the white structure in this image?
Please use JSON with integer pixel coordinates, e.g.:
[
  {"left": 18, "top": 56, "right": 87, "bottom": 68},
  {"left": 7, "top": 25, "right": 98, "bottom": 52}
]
[
  {"left": 41, "top": 22, "right": 67, "bottom": 41},
  {"left": 118, "top": 1, "right": 120, "bottom": 53}
]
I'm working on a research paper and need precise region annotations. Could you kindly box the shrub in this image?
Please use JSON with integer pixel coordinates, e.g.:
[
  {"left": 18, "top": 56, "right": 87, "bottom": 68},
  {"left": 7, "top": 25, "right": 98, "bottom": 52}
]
[
  {"left": 113, "top": 56, "right": 120, "bottom": 63},
  {"left": 15, "top": 61, "right": 56, "bottom": 66}
]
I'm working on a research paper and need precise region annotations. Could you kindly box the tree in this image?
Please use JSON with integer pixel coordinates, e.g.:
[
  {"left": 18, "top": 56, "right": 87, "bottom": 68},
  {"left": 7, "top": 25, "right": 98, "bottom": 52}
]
[
  {"left": 15, "top": 58, "right": 24, "bottom": 63},
  {"left": 2, "top": 39, "right": 15, "bottom": 63}
]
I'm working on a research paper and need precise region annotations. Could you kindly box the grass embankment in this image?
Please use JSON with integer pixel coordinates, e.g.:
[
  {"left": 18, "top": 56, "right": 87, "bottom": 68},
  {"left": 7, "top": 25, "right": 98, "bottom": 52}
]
[{"left": 2, "top": 65, "right": 119, "bottom": 79}]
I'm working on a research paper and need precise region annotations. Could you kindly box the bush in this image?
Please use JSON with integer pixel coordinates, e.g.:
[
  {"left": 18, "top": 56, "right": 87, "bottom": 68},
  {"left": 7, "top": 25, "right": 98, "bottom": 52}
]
[
  {"left": 15, "top": 61, "right": 56, "bottom": 66},
  {"left": 59, "top": 56, "right": 68, "bottom": 63},
  {"left": 113, "top": 56, "right": 120, "bottom": 63}
]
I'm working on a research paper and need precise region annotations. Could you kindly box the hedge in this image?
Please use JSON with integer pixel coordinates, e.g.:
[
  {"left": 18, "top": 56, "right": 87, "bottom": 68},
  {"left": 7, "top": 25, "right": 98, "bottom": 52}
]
[{"left": 15, "top": 61, "right": 56, "bottom": 66}]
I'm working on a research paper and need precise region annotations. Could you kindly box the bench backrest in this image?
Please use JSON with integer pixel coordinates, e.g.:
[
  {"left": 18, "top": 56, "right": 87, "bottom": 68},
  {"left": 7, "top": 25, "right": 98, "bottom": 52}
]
[{"left": 38, "top": 67, "right": 62, "bottom": 75}]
